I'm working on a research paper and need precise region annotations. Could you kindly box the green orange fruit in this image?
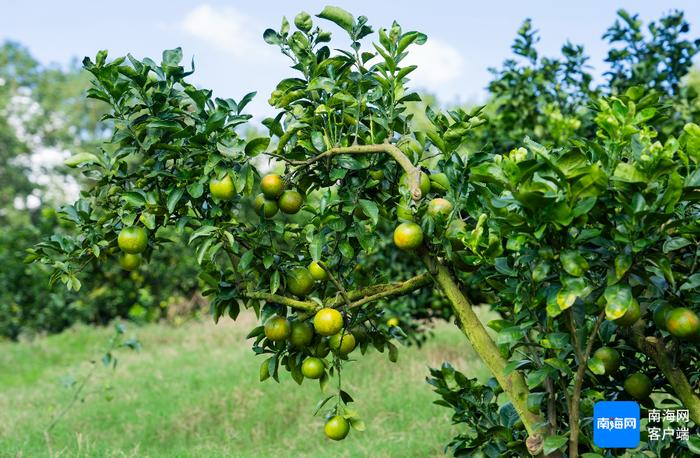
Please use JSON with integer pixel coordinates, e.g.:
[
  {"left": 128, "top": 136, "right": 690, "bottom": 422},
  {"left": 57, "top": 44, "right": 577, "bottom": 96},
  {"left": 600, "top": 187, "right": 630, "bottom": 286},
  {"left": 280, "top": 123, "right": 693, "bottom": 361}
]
[
  {"left": 614, "top": 300, "right": 641, "bottom": 327},
  {"left": 289, "top": 321, "right": 314, "bottom": 348},
  {"left": 427, "top": 198, "right": 453, "bottom": 218},
  {"left": 261, "top": 174, "right": 284, "bottom": 199},
  {"left": 324, "top": 415, "right": 350, "bottom": 441},
  {"left": 329, "top": 331, "right": 356, "bottom": 355},
  {"left": 254, "top": 193, "right": 279, "bottom": 218},
  {"left": 313, "top": 308, "right": 343, "bottom": 336},
  {"left": 666, "top": 307, "right": 700, "bottom": 339},
  {"left": 264, "top": 315, "right": 291, "bottom": 341},
  {"left": 301, "top": 357, "right": 325, "bottom": 379},
  {"left": 653, "top": 303, "right": 673, "bottom": 331},
  {"left": 119, "top": 253, "right": 141, "bottom": 271},
  {"left": 312, "top": 339, "right": 331, "bottom": 358},
  {"left": 593, "top": 347, "right": 620, "bottom": 374},
  {"left": 209, "top": 174, "right": 235, "bottom": 200},
  {"left": 278, "top": 190, "right": 303, "bottom": 214},
  {"left": 624, "top": 373, "right": 653, "bottom": 400},
  {"left": 393, "top": 222, "right": 424, "bottom": 250},
  {"left": 399, "top": 171, "right": 431, "bottom": 196},
  {"left": 117, "top": 226, "right": 148, "bottom": 254},
  {"left": 308, "top": 261, "right": 329, "bottom": 281},
  {"left": 287, "top": 267, "right": 315, "bottom": 297},
  {"left": 429, "top": 172, "right": 450, "bottom": 193},
  {"left": 397, "top": 137, "right": 423, "bottom": 163}
]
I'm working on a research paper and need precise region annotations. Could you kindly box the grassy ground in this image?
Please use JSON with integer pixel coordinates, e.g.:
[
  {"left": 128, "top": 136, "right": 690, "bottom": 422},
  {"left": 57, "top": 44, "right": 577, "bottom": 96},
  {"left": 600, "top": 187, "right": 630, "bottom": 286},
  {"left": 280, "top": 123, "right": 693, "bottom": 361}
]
[{"left": 0, "top": 313, "right": 488, "bottom": 457}]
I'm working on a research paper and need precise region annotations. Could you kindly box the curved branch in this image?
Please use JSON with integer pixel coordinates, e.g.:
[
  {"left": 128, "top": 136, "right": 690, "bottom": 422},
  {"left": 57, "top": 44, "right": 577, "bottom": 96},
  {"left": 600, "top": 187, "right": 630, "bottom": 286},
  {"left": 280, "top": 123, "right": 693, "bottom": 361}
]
[
  {"left": 268, "top": 142, "right": 423, "bottom": 200},
  {"left": 339, "top": 272, "right": 432, "bottom": 308},
  {"left": 244, "top": 273, "right": 432, "bottom": 315}
]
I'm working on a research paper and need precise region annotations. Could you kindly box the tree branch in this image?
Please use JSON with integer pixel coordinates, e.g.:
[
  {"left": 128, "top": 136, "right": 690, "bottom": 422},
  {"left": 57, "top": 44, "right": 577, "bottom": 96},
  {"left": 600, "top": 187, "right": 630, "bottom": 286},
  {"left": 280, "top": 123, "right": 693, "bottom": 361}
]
[
  {"left": 422, "top": 254, "right": 547, "bottom": 456},
  {"left": 629, "top": 320, "right": 700, "bottom": 424},
  {"left": 244, "top": 273, "right": 432, "bottom": 315},
  {"left": 244, "top": 292, "right": 317, "bottom": 312},
  {"left": 268, "top": 142, "right": 424, "bottom": 200},
  {"left": 330, "top": 272, "right": 433, "bottom": 308}
]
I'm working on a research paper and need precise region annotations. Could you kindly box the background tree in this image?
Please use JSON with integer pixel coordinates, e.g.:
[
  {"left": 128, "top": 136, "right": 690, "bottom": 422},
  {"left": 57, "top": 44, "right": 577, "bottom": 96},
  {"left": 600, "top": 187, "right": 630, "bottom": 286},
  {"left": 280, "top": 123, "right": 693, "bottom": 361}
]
[{"left": 0, "top": 42, "right": 201, "bottom": 339}]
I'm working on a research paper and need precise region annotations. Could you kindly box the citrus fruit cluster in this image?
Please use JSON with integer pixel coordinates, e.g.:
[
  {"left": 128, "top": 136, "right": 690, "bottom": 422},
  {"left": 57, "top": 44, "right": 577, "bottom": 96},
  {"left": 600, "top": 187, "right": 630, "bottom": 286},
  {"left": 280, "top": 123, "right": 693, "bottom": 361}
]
[
  {"left": 117, "top": 226, "right": 148, "bottom": 271},
  {"left": 261, "top": 306, "right": 359, "bottom": 440}
]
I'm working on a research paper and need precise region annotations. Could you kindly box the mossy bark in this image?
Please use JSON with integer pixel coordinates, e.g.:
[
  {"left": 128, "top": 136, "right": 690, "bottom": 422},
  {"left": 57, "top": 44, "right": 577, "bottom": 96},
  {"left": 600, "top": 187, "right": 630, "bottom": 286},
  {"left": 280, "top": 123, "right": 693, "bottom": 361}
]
[{"left": 424, "top": 255, "right": 547, "bottom": 455}]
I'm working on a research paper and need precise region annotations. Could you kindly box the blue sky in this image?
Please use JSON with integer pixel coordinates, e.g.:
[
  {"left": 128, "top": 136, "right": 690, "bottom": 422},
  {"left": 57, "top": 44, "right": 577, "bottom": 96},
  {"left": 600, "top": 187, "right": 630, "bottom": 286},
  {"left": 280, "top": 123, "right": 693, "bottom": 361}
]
[{"left": 2, "top": 1, "right": 700, "bottom": 119}]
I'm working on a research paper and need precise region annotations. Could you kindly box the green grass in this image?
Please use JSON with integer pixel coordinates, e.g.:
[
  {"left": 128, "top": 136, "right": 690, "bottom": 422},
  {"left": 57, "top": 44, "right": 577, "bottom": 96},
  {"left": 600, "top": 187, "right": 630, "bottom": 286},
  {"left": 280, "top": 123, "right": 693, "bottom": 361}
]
[{"left": 0, "top": 313, "right": 488, "bottom": 457}]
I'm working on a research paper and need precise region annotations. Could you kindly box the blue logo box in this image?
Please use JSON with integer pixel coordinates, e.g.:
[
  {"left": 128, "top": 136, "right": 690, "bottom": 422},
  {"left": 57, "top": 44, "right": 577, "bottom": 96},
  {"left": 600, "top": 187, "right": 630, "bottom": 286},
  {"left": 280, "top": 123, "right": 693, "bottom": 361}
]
[{"left": 593, "top": 401, "right": 640, "bottom": 448}]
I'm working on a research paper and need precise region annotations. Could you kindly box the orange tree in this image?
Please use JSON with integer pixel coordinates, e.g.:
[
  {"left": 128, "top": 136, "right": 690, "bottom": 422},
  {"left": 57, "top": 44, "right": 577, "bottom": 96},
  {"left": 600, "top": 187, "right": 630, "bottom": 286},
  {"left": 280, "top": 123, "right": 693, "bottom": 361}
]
[{"left": 32, "top": 6, "right": 700, "bottom": 457}]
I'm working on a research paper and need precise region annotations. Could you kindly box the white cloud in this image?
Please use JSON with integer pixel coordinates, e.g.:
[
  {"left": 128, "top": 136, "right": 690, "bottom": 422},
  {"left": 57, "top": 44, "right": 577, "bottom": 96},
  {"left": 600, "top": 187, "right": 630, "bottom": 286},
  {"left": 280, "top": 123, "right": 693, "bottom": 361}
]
[
  {"left": 403, "top": 37, "right": 465, "bottom": 90},
  {"left": 180, "top": 4, "right": 270, "bottom": 58}
]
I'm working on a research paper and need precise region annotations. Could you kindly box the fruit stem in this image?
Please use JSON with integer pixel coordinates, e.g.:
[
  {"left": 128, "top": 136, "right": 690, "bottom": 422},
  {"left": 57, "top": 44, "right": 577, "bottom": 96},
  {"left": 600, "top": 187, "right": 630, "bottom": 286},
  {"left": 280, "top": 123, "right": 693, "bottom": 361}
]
[
  {"left": 317, "top": 262, "right": 352, "bottom": 310},
  {"left": 629, "top": 320, "right": 700, "bottom": 424},
  {"left": 422, "top": 254, "right": 547, "bottom": 455}
]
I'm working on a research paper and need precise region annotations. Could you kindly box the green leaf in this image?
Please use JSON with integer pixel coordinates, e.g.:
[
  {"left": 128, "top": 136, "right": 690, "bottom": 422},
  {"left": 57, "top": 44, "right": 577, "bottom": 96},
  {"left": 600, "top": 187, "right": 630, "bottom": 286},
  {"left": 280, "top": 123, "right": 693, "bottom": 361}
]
[
  {"left": 187, "top": 182, "right": 204, "bottom": 198},
  {"left": 349, "top": 418, "right": 366, "bottom": 431},
  {"left": 494, "top": 257, "right": 517, "bottom": 276},
  {"left": 560, "top": 250, "right": 589, "bottom": 277},
  {"left": 122, "top": 192, "right": 146, "bottom": 208},
  {"left": 259, "top": 357, "right": 271, "bottom": 381},
  {"left": 614, "top": 251, "right": 632, "bottom": 281},
  {"left": 358, "top": 199, "right": 379, "bottom": 225},
  {"left": 555, "top": 277, "right": 591, "bottom": 312},
  {"left": 309, "top": 234, "right": 323, "bottom": 261},
  {"left": 313, "top": 395, "right": 335, "bottom": 416},
  {"left": 680, "top": 273, "right": 700, "bottom": 292},
  {"left": 189, "top": 225, "right": 217, "bottom": 244},
  {"left": 238, "top": 250, "right": 254, "bottom": 270},
  {"left": 316, "top": 6, "right": 354, "bottom": 34},
  {"left": 319, "top": 371, "right": 330, "bottom": 392},
  {"left": 612, "top": 163, "right": 645, "bottom": 183},
  {"left": 387, "top": 341, "right": 398, "bottom": 362},
  {"left": 688, "top": 436, "right": 700, "bottom": 454},
  {"left": 270, "top": 270, "right": 280, "bottom": 294},
  {"left": 587, "top": 357, "right": 606, "bottom": 375},
  {"left": 263, "top": 29, "right": 282, "bottom": 45},
  {"left": 543, "top": 435, "right": 568, "bottom": 454},
  {"left": 139, "top": 212, "right": 156, "bottom": 230},
  {"left": 167, "top": 188, "right": 185, "bottom": 214},
  {"left": 162, "top": 48, "right": 183, "bottom": 66},
  {"left": 604, "top": 284, "right": 634, "bottom": 321},
  {"left": 545, "top": 358, "right": 573, "bottom": 375},
  {"left": 663, "top": 237, "right": 691, "bottom": 253},
  {"left": 64, "top": 152, "right": 100, "bottom": 168},
  {"left": 245, "top": 137, "right": 270, "bottom": 157}
]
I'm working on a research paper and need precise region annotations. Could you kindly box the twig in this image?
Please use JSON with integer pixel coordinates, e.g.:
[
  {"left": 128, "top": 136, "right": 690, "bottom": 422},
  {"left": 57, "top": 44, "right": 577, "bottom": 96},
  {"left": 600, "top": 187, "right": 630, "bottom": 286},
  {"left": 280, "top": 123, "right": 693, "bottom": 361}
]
[
  {"left": 45, "top": 361, "right": 99, "bottom": 433},
  {"left": 568, "top": 310, "right": 605, "bottom": 457}
]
